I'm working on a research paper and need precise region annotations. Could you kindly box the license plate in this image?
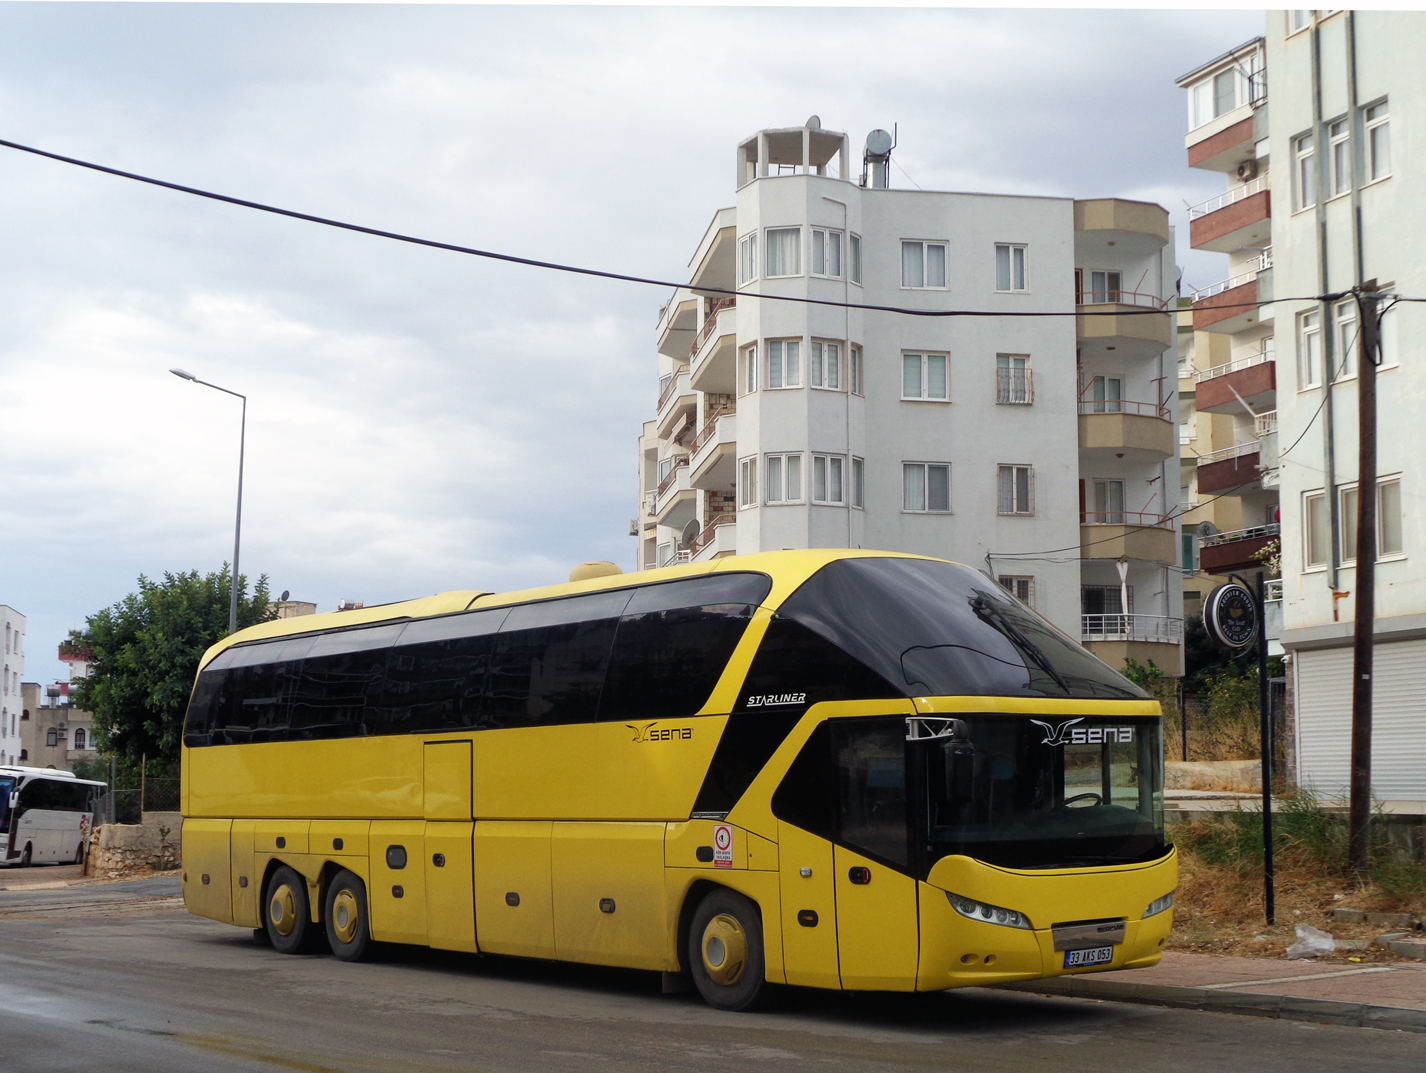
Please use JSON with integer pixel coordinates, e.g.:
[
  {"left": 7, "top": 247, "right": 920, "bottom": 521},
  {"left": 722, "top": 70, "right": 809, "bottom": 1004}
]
[{"left": 1064, "top": 946, "right": 1115, "bottom": 969}]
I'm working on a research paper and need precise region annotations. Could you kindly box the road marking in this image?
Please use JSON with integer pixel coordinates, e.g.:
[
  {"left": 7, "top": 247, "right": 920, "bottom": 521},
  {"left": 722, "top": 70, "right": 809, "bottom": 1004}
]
[{"left": 1201, "top": 965, "right": 1401, "bottom": 989}]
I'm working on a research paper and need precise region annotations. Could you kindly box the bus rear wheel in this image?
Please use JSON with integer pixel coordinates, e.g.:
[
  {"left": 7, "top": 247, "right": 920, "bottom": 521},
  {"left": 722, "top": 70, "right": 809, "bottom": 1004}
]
[
  {"left": 324, "top": 870, "right": 373, "bottom": 962},
  {"left": 687, "top": 889, "right": 767, "bottom": 1012},
  {"left": 264, "top": 865, "right": 317, "bottom": 955}
]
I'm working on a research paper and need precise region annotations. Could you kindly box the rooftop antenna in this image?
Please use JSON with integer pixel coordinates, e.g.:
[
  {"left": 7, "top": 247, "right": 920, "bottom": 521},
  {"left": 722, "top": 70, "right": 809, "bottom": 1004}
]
[{"left": 862, "top": 124, "right": 896, "bottom": 189}]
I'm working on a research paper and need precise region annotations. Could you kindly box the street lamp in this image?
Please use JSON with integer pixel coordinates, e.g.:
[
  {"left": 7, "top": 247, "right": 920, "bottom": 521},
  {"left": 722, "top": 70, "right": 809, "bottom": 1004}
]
[{"left": 171, "top": 368, "right": 246, "bottom": 635}]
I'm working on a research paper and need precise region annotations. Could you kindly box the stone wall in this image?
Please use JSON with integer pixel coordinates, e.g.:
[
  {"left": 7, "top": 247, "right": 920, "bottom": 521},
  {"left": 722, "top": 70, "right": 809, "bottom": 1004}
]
[{"left": 86, "top": 812, "right": 183, "bottom": 875}]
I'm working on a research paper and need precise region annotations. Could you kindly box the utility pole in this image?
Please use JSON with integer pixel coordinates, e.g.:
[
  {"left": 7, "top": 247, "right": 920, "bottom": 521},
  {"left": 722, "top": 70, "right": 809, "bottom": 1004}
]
[{"left": 1348, "top": 280, "right": 1383, "bottom": 875}]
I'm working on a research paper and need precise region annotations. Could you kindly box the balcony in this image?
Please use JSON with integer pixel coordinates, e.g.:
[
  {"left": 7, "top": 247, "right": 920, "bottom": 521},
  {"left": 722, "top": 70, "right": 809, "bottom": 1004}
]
[
  {"left": 689, "top": 514, "right": 737, "bottom": 562},
  {"left": 690, "top": 299, "right": 737, "bottom": 395},
  {"left": 1194, "top": 345, "right": 1276, "bottom": 414},
  {"left": 1082, "top": 614, "right": 1184, "bottom": 645},
  {"left": 653, "top": 457, "right": 695, "bottom": 528},
  {"left": 655, "top": 366, "right": 696, "bottom": 440},
  {"left": 1196, "top": 441, "right": 1261, "bottom": 494},
  {"left": 1076, "top": 291, "right": 1174, "bottom": 356},
  {"left": 657, "top": 297, "right": 698, "bottom": 360},
  {"left": 1199, "top": 523, "right": 1280, "bottom": 576},
  {"left": 1186, "top": 111, "right": 1257, "bottom": 172},
  {"left": 1077, "top": 400, "right": 1175, "bottom": 461},
  {"left": 1188, "top": 176, "right": 1271, "bottom": 253},
  {"left": 1079, "top": 514, "right": 1178, "bottom": 565},
  {"left": 689, "top": 409, "right": 737, "bottom": 491}
]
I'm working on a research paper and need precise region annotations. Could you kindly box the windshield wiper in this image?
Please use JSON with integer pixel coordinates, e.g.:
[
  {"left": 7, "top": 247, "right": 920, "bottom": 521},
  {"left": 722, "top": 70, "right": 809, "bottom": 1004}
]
[{"left": 969, "top": 594, "right": 1072, "bottom": 694}]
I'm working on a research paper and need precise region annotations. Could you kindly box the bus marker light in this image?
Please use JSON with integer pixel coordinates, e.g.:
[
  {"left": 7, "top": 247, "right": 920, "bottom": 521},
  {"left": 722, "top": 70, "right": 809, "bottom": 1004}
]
[
  {"left": 432, "top": 853, "right": 446, "bottom": 867},
  {"left": 392, "top": 886, "right": 404, "bottom": 899},
  {"left": 848, "top": 867, "right": 871, "bottom": 885},
  {"left": 276, "top": 837, "right": 286, "bottom": 849},
  {"left": 799, "top": 867, "right": 812, "bottom": 878},
  {"left": 797, "top": 909, "right": 818, "bottom": 928},
  {"left": 332, "top": 838, "right": 343, "bottom": 851},
  {"left": 238, "top": 876, "right": 248, "bottom": 888},
  {"left": 386, "top": 845, "right": 407, "bottom": 870},
  {"left": 506, "top": 892, "right": 520, "bottom": 906},
  {"left": 201, "top": 874, "right": 210, "bottom": 885},
  {"left": 600, "top": 898, "right": 616, "bottom": 914}
]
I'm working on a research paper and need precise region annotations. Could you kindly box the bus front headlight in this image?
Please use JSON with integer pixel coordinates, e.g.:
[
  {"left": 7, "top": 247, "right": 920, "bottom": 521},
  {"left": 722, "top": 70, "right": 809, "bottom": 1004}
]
[
  {"left": 946, "top": 891, "right": 1033, "bottom": 930},
  {"left": 1143, "top": 892, "right": 1175, "bottom": 919}
]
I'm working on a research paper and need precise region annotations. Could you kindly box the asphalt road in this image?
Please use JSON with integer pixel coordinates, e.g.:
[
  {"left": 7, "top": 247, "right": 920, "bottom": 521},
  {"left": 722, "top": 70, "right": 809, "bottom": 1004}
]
[{"left": 0, "top": 876, "right": 1421, "bottom": 1073}]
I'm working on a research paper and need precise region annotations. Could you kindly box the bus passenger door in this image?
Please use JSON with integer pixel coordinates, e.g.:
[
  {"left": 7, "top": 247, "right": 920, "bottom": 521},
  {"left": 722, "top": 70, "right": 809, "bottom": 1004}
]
[
  {"left": 777, "top": 822, "right": 838, "bottom": 989},
  {"left": 424, "top": 741, "right": 476, "bottom": 952},
  {"left": 833, "top": 845, "right": 919, "bottom": 990}
]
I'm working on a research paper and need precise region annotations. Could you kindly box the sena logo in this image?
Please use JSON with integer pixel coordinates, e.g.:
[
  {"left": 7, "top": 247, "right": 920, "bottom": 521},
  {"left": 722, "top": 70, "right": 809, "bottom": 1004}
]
[
  {"left": 627, "top": 722, "right": 692, "bottom": 743},
  {"left": 744, "top": 693, "right": 806, "bottom": 708},
  {"left": 1031, "top": 718, "right": 1134, "bottom": 746}
]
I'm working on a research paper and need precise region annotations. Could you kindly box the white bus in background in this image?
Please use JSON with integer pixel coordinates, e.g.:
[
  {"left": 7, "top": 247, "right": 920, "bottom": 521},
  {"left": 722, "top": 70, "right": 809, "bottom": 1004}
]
[{"left": 0, "top": 767, "right": 105, "bottom": 867}]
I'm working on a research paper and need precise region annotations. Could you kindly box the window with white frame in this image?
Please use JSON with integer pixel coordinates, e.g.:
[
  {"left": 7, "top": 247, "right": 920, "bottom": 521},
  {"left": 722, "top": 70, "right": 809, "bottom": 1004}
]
[
  {"left": 811, "top": 454, "right": 845, "bottom": 504},
  {"left": 997, "top": 465, "right": 1034, "bottom": 515},
  {"left": 741, "top": 344, "right": 758, "bottom": 395},
  {"left": 765, "top": 453, "right": 803, "bottom": 504},
  {"left": 811, "top": 229, "right": 843, "bottom": 278},
  {"left": 1086, "top": 375, "right": 1123, "bottom": 412},
  {"left": 1334, "top": 299, "right": 1357, "bottom": 379},
  {"left": 849, "top": 233, "right": 862, "bottom": 285},
  {"left": 1088, "top": 270, "right": 1122, "bottom": 304},
  {"left": 739, "top": 233, "right": 757, "bottom": 283},
  {"left": 1304, "top": 490, "right": 1329, "bottom": 566},
  {"left": 1090, "top": 478, "right": 1125, "bottom": 524},
  {"left": 809, "top": 340, "right": 842, "bottom": 390},
  {"left": 739, "top": 457, "right": 758, "bottom": 508},
  {"left": 998, "top": 575, "right": 1035, "bottom": 607},
  {"left": 1341, "top": 478, "right": 1404, "bottom": 561},
  {"left": 1294, "top": 132, "right": 1317, "bottom": 210},
  {"left": 903, "top": 462, "right": 951, "bottom": 512},
  {"left": 765, "top": 227, "right": 801, "bottom": 277},
  {"left": 1188, "top": 64, "right": 1255, "bottom": 130},
  {"left": 1366, "top": 101, "right": 1390, "bottom": 182},
  {"left": 901, "top": 240, "right": 947, "bottom": 289},
  {"left": 1328, "top": 118, "right": 1351, "bottom": 197},
  {"left": 995, "top": 244, "right": 1027, "bottom": 292},
  {"left": 902, "top": 352, "right": 949, "bottom": 401},
  {"left": 849, "top": 345, "right": 863, "bottom": 395},
  {"left": 1289, "top": 10, "right": 1313, "bottom": 33},
  {"left": 767, "top": 339, "right": 801, "bottom": 388},
  {"left": 851, "top": 457, "right": 864, "bottom": 508},
  {"left": 997, "top": 354, "right": 1031, "bottom": 404},
  {"left": 1298, "top": 309, "right": 1322, "bottom": 389}
]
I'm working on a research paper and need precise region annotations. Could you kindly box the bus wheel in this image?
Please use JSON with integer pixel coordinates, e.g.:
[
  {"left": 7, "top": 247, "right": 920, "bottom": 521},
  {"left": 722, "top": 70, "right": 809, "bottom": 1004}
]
[
  {"left": 324, "top": 870, "right": 373, "bottom": 963},
  {"left": 73, "top": 842, "right": 85, "bottom": 866},
  {"left": 264, "top": 866, "right": 316, "bottom": 955},
  {"left": 688, "top": 889, "right": 767, "bottom": 1012},
  {"left": 19, "top": 844, "right": 31, "bottom": 868}
]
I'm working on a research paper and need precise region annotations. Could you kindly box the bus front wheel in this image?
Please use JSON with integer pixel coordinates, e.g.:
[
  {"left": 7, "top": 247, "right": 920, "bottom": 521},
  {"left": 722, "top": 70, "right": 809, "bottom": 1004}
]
[
  {"left": 264, "top": 866, "right": 317, "bottom": 955},
  {"left": 324, "top": 870, "right": 373, "bottom": 962},
  {"left": 687, "top": 889, "right": 767, "bottom": 1012}
]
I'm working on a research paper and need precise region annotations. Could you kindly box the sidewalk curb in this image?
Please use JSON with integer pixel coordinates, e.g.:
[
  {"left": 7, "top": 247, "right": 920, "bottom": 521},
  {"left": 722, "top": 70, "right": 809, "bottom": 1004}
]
[{"left": 995, "top": 976, "right": 1426, "bottom": 1033}]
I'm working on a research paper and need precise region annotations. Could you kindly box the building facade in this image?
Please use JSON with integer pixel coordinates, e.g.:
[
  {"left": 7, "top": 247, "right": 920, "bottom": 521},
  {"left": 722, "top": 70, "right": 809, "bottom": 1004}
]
[
  {"left": 1, "top": 606, "right": 25, "bottom": 768},
  {"left": 636, "top": 120, "right": 1183, "bottom": 673}
]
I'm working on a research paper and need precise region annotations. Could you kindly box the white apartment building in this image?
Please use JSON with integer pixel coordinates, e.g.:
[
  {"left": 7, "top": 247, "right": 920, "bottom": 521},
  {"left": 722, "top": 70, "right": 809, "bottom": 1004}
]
[
  {"left": 636, "top": 119, "right": 1183, "bottom": 673},
  {"left": 1, "top": 606, "right": 26, "bottom": 768},
  {"left": 1179, "top": 12, "right": 1425, "bottom": 798}
]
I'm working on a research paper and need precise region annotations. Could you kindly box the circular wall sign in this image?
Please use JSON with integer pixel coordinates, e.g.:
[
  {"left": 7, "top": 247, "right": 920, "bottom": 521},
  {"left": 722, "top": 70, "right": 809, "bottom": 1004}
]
[{"left": 1205, "top": 582, "right": 1258, "bottom": 650}]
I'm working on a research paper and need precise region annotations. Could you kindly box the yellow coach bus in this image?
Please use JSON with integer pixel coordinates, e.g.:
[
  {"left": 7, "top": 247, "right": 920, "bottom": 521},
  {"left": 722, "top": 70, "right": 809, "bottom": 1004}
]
[{"left": 180, "top": 550, "right": 1175, "bottom": 1010}]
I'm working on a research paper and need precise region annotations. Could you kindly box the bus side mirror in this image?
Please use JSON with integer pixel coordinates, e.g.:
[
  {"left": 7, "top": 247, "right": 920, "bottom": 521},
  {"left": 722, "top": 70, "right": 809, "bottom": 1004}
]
[{"left": 7, "top": 792, "right": 16, "bottom": 809}]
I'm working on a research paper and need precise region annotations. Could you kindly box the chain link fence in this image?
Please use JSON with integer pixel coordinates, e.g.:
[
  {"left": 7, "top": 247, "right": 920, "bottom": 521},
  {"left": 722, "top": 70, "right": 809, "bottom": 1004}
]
[
  {"left": 1163, "top": 679, "right": 1288, "bottom": 769},
  {"left": 99, "top": 777, "right": 180, "bottom": 825}
]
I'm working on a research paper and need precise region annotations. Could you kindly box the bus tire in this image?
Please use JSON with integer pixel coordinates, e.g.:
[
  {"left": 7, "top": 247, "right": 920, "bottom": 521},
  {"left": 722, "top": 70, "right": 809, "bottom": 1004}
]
[
  {"left": 323, "top": 869, "right": 373, "bottom": 963},
  {"left": 687, "top": 889, "right": 767, "bottom": 1012},
  {"left": 264, "top": 865, "right": 317, "bottom": 955},
  {"left": 73, "top": 842, "right": 85, "bottom": 866},
  {"left": 19, "top": 844, "right": 31, "bottom": 868}
]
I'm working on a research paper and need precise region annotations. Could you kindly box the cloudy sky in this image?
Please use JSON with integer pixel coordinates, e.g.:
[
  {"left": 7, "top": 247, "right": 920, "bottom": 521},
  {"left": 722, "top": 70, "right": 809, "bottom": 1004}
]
[{"left": 0, "top": 2, "right": 1263, "bottom": 684}]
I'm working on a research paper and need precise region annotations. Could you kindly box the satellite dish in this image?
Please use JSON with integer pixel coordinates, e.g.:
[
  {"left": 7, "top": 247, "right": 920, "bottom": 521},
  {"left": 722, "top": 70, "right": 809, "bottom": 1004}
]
[
  {"left": 280, "top": 590, "right": 290, "bottom": 602},
  {"left": 805, "top": 115, "right": 821, "bottom": 131},
  {"left": 865, "top": 129, "right": 893, "bottom": 157},
  {"left": 1195, "top": 521, "right": 1218, "bottom": 539}
]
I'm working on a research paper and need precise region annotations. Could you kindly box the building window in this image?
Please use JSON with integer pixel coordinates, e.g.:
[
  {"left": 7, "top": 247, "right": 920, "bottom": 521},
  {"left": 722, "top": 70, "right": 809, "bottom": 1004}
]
[
  {"left": 1294, "top": 132, "right": 1317, "bottom": 210},
  {"left": 901, "top": 240, "right": 947, "bottom": 289},
  {"left": 1086, "top": 375, "right": 1123, "bottom": 412},
  {"left": 902, "top": 352, "right": 949, "bottom": 401},
  {"left": 1329, "top": 118, "right": 1351, "bottom": 196},
  {"left": 811, "top": 229, "right": 843, "bottom": 278},
  {"left": 765, "top": 453, "right": 803, "bottom": 504},
  {"left": 73, "top": 727, "right": 86, "bottom": 750},
  {"left": 1089, "top": 479, "right": 1125, "bottom": 524},
  {"left": 903, "top": 462, "right": 951, "bottom": 513},
  {"left": 849, "top": 233, "right": 862, "bottom": 285},
  {"left": 46, "top": 727, "right": 58, "bottom": 747},
  {"left": 998, "top": 575, "right": 1035, "bottom": 607},
  {"left": 1305, "top": 491, "right": 1329, "bottom": 566},
  {"left": 1341, "top": 478, "right": 1405, "bottom": 561},
  {"left": 765, "top": 227, "right": 801, "bottom": 277},
  {"left": 1366, "top": 101, "right": 1390, "bottom": 182},
  {"left": 767, "top": 339, "right": 802, "bottom": 389},
  {"left": 739, "top": 233, "right": 757, "bottom": 283},
  {"left": 741, "top": 344, "right": 758, "bottom": 395},
  {"left": 811, "top": 455, "right": 845, "bottom": 504},
  {"left": 809, "top": 341, "right": 842, "bottom": 390},
  {"left": 739, "top": 457, "right": 757, "bottom": 508},
  {"left": 1334, "top": 299, "right": 1357, "bottom": 379},
  {"left": 997, "top": 465, "right": 1034, "bottom": 515},
  {"left": 1298, "top": 309, "right": 1322, "bottom": 389},
  {"left": 1082, "top": 585, "right": 1132, "bottom": 616},
  {"left": 995, "top": 244, "right": 1027, "bottom": 292},
  {"left": 849, "top": 345, "right": 863, "bottom": 395},
  {"left": 1088, "top": 270, "right": 1122, "bottom": 304},
  {"left": 1289, "top": 10, "right": 1313, "bottom": 33},
  {"left": 851, "top": 457, "right": 865, "bottom": 508},
  {"left": 997, "top": 355, "right": 1032, "bottom": 404}
]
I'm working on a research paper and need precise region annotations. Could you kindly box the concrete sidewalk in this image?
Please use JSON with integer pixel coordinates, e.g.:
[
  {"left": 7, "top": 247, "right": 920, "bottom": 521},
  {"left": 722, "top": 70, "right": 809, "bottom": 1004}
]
[{"left": 1001, "top": 951, "right": 1426, "bottom": 1033}]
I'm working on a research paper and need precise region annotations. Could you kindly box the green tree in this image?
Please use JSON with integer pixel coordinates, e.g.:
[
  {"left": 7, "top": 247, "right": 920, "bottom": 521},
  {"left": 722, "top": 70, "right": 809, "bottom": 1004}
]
[{"left": 69, "top": 568, "right": 275, "bottom": 764}]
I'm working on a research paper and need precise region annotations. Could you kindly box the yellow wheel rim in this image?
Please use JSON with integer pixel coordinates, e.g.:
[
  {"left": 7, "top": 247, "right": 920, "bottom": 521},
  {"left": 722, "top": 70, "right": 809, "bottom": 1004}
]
[
  {"left": 701, "top": 913, "right": 747, "bottom": 986},
  {"left": 332, "top": 889, "right": 361, "bottom": 945},
  {"left": 269, "top": 883, "right": 298, "bottom": 937}
]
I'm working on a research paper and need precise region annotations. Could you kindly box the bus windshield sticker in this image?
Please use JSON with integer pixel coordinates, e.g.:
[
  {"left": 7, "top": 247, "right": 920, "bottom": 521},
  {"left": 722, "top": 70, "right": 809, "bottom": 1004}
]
[
  {"left": 713, "top": 823, "right": 733, "bottom": 868},
  {"left": 744, "top": 693, "right": 806, "bottom": 708},
  {"left": 627, "top": 722, "right": 692, "bottom": 743}
]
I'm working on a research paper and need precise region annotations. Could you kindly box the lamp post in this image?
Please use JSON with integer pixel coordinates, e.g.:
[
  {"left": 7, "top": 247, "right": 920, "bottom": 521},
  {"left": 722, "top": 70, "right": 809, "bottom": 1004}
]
[{"left": 171, "top": 368, "right": 246, "bottom": 635}]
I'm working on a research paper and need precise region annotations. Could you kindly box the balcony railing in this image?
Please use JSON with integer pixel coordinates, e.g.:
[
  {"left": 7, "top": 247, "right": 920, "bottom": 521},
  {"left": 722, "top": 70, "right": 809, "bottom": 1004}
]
[
  {"left": 691, "top": 297, "right": 735, "bottom": 357},
  {"left": 1195, "top": 345, "right": 1274, "bottom": 383},
  {"left": 1196, "top": 441, "right": 1260, "bottom": 465},
  {"left": 996, "top": 369, "right": 1033, "bottom": 404},
  {"left": 1080, "top": 511, "right": 1176, "bottom": 528},
  {"left": 655, "top": 456, "right": 689, "bottom": 498},
  {"left": 1202, "top": 522, "right": 1280, "bottom": 548},
  {"left": 1265, "top": 578, "right": 1283, "bottom": 602},
  {"left": 1255, "top": 409, "right": 1278, "bottom": 437},
  {"left": 1190, "top": 250, "right": 1272, "bottom": 302},
  {"left": 1081, "top": 614, "right": 1184, "bottom": 644},
  {"left": 1186, "top": 174, "right": 1270, "bottom": 220},
  {"left": 1077, "top": 399, "right": 1171, "bottom": 420},
  {"left": 688, "top": 513, "right": 736, "bottom": 556},
  {"left": 1076, "top": 289, "right": 1171, "bottom": 310},
  {"left": 656, "top": 365, "right": 690, "bottom": 413},
  {"left": 691, "top": 405, "right": 735, "bottom": 453}
]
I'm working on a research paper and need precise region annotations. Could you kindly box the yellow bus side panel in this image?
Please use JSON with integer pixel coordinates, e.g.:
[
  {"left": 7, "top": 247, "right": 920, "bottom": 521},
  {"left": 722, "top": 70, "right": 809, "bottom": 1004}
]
[
  {"left": 184, "top": 737, "right": 423, "bottom": 819},
  {"left": 551, "top": 822, "right": 669, "bottom": 970},
  {"left": 426, "top": 821, "right": 477, "bottom": 953},
  {"left": 309, "top": 819, "right": 372, "bottom": 859},
  {"left": 833, "top": 845, "right": 918, "bottom": 991},
  {"left": 664, "top": 819, "right": 748, "bottom": 870},
  {"left": 181, "top": 818, "right": 233, "bottom": 924},
  {"left": 368, "top": 820, "right": 428, "bottom": 945},
  {"left": 473, "top": 820, "right": 555, "bottom": 958},
  {"left": 230, "top": 819, "right": 258, "bottom": 927},
  {"left": 424, "top": 741, "right": 473, "bottom": 820},
  {"left": 254, "top": 819, "right": 310, "bottom": 856},
  {"left": 777, "top": 822, "right": 839, "bottom": 989}
]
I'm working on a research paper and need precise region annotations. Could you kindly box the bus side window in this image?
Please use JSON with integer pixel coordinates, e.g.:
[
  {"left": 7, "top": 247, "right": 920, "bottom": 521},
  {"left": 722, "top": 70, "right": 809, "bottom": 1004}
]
[
  {"left": 291, "top": 623, "right": 406, "bottom": 739},
  {"left": 829, "top": 720, "right": 910, "bottom": 868},
  {"left": 770, "top": 722, "right": 835, "bottom": 839},
  {"left": 379, "top": 609, "right": 507, "bottom": 734},
  {"left": 737, "top": 616, "right": 900, "bottom": 712}
]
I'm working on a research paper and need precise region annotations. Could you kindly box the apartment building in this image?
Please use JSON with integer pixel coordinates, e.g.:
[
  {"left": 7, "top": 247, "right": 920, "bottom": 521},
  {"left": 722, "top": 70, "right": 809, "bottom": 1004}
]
[
  {"left": 636, "top": 119, "right": 1183, "bottom": 673},
  {"left": 1178, "top": 12, "right": 1425, "bottom": 798},
  {"left": 0, "top": 606, "right": 25, "bottom": 768}
]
